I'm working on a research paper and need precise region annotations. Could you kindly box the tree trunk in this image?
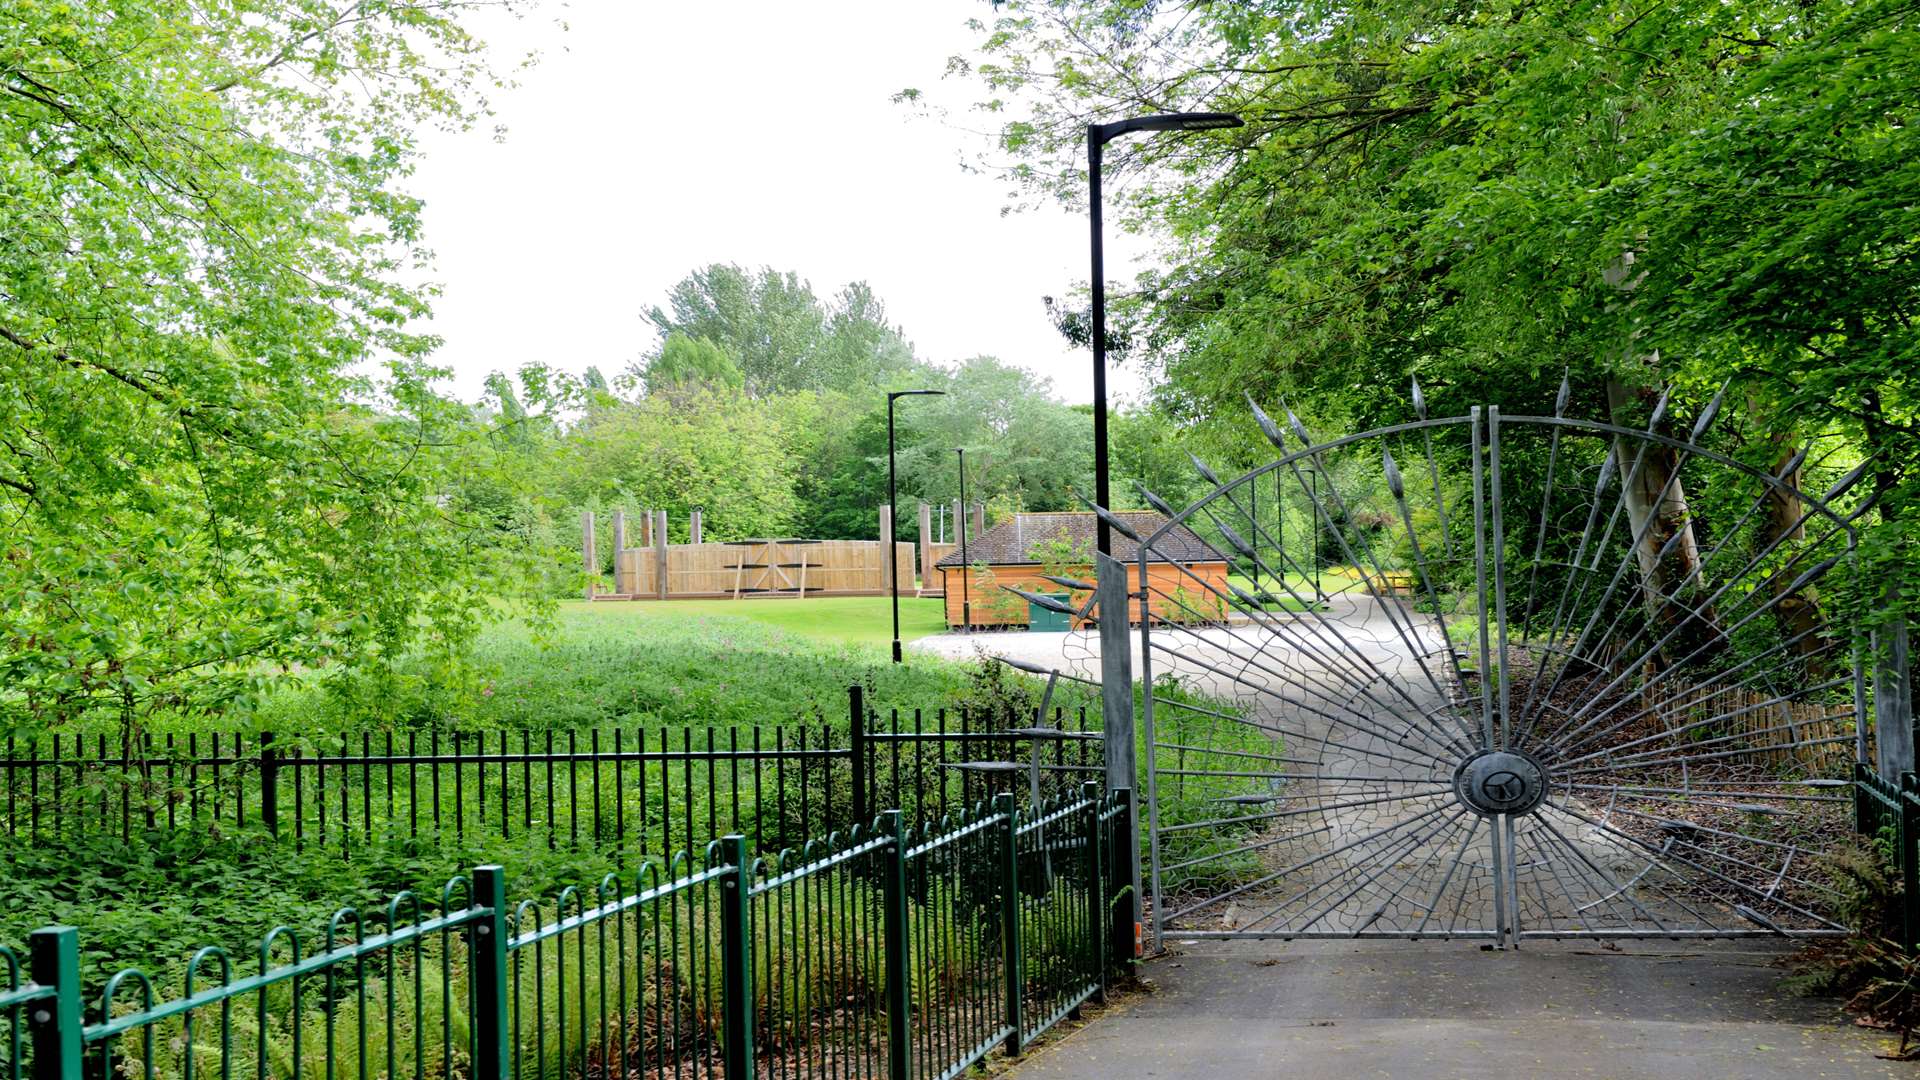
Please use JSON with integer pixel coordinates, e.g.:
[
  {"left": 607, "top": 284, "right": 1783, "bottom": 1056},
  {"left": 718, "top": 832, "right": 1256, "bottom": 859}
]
[
  {"left": 1762, "top": 441, "right": 1832, "bottom": 677},
  {"left": 1607, "top": 380, "right": 1723, "bottom": 669}
]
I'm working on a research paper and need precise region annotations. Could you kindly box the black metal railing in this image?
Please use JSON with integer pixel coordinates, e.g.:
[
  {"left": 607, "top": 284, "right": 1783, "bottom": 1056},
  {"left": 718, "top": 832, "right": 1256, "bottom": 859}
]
[{"left": 0, "top": 691, "right": 1106, "bottom": 861}]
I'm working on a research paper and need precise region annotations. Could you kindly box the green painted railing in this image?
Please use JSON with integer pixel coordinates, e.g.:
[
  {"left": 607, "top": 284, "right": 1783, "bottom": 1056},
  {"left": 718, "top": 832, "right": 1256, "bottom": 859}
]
[
  {"left": 0, "top": 786, "right": 1130, "bottom": 1079},
  {"left": 1855, "top": 762, "right": 1920, "bottom": 947}
]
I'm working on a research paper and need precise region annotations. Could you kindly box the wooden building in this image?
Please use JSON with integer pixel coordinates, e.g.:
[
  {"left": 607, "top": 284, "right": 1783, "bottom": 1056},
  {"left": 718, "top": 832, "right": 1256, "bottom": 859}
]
[{"left": 935, "top": 511, "right": 1231, "bottom": 629}]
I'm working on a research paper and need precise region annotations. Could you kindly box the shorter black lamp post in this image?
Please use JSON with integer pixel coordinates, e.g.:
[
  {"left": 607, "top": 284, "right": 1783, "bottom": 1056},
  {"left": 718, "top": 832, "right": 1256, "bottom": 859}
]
[{"left": 888, "top": 389, "right": 945, "bottom": 663}]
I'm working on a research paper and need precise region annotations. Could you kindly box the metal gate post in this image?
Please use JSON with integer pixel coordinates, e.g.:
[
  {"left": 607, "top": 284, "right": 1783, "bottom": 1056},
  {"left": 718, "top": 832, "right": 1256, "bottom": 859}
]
[
  {"left": 881, "top": 810, "right": 912, "bottom": 1080},
  {"left": 996, "top": 792, "right": 1024, "bottom": 1055},
  {"left": 29, "top": 926, "right": 81, "bottom": 1080},
  {"left": 1901, "top": 775, "right": 1920, "bottom": 950},
  {"left": 1094, "top": 553, "right": 1140, "bottom": 964},
  {"left": 471, "top": 866, "right": 510, "bottom": 1080},
  {"left": 1083, "top": 781, "right": 1107, "bottom": 1002},
  {"left": 718, "top": 835, "right": 755, "bottom": 1077}
]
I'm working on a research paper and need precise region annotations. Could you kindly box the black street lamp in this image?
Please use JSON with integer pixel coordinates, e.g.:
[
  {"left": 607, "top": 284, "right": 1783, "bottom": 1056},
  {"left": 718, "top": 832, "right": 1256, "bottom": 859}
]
[
  {"left": 888, "top": 389, "right": 944, "bottom": 663},
  {"left": 955, "top": 447, "right": 972, "bottom": 634},
  {"left": 1088, "top": 111, "right": 1243, "bottom": 555}
]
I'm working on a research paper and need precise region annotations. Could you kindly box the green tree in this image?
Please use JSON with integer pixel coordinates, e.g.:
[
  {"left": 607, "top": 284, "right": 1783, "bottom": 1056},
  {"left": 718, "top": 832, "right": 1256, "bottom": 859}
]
[
  {"left": 641, "top": 264, "right": 918, "bottom": 397},
  {"left": 934, "top": 0, "right": 1917, "bottom": 623},
  {"left": 644, "top": 332, "right": 744, "bottom": 396},
  {"left": 0, "top": 1, "right": 544, "bottom": 734}
]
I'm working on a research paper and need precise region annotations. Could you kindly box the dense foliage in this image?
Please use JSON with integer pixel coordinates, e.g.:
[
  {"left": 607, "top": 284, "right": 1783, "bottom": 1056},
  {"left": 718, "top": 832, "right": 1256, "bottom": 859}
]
[
  {"left": 924, "top": 0, "right": 1916, "bottom": 630},
  {"left": 0, "top": 2, "right": 563, "bottom": 739}
]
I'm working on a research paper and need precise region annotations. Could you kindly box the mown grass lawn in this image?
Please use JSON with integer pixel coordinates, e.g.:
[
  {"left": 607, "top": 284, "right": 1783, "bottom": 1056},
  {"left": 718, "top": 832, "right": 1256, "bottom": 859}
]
[{"left": 563, "top": 594, "right": 947, "bottom": 648}]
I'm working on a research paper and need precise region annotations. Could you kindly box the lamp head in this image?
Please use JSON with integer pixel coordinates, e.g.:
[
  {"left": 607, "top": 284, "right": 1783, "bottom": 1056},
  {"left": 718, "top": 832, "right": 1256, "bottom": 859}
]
[{"left": 1093, "top": 112, "right": 1243, "bottom": 143}]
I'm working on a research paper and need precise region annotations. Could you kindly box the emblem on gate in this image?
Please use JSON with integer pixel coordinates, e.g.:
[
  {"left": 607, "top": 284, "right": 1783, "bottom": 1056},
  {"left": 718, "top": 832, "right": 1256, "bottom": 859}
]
[{"left": 1453, "top": 750, "right": 1549, "bottom": 816}]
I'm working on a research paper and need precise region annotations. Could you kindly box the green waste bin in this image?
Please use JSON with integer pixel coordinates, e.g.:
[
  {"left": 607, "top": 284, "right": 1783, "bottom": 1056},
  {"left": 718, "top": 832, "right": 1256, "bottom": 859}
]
[{"left": 1028, "top": 593, "right": 1073, "bottom": 632}]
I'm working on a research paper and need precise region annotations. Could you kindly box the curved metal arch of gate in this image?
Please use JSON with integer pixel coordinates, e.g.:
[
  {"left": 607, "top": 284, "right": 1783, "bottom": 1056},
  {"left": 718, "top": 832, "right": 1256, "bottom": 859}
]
[{"left": 1129, "top": 399, "right": 1877, "bottom": 948}]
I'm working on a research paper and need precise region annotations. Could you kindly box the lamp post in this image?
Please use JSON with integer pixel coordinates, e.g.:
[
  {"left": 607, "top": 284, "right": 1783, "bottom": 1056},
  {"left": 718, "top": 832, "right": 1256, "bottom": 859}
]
[
  {"left": 956, "top": 447, "right": 972, "bottom": 634},
  {"left": 1088, "top": 111, "right": 1243, "bottom": 555},
  {"left": 888, "top": 389, "right": 945, "bottom": 663}
]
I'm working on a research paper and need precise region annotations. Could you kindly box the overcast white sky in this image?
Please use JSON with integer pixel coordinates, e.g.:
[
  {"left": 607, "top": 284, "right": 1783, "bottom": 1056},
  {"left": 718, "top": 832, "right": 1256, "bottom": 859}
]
[{"left": 410, "top": 0, "right": 1156, "bottom": 407}]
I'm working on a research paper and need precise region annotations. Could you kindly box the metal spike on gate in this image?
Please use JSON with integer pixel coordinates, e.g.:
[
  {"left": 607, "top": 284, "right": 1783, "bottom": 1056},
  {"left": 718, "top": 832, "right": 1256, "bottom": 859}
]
[
  {"left": 1734, "top": 905, "right": 1787, "bottom": 935},
  {"left": 1074, "top": 494, "right": 1140, "bottom": 542},
  {"left": 1776, "top": 444, "right": 1811, "bottom": 480},
  {"left": 1282, "top": 402, "right": 1313, "bottom": 446},
  {"left": 1382, "top": 448, "right": 1406, "bottom": 501},
  {"left": 1004, "top": 587, "right": 1075, "bottom": 615},
  {"left": 1554, "top": 370, "right": 1572, "bottom": 416},
  {"left": 1411, "top": 376, "right": 1428, "bottom": 421},
  {"left": 1134, "top": 481, "right": 1177, "bottom": 519},
  {"left": 1647, "top": 385, "right": 1674, "bottom": 429},
  {"left": 1689, "top": 381, "right": 1730, "bottom": 442},
  {"left": 1823, "top": 459, "right": 1873, "bottom": 504},
  {"left": 1187, "top": 453, "right": 1221, "bottom": 487},
  {"left": 1216, "top": 521, "right": 1257, "bottom": 561},
  {"left": 1040, "top": 573, "right": 1096, "bottom": 593},
  {"left": 1594, "top": 448, "right": 1618, "bottom": 497},
  {"left": 1246, "top": 391, "right": 1288, "bottom": 451}
]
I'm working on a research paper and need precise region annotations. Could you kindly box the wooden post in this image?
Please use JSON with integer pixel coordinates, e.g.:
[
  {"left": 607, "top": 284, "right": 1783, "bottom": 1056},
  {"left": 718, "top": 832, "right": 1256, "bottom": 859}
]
[
  {"left": 639, "top": 508, "right": 653, "bottom": 549},
  {"left": 972, "top": 501, "right": 986, "bottom": 541},
  {"left": 879, "top": 504, "right": 894, "bottom": 596},
  {"left": 610, "top": 509, "right": 627, "bottom": 593},
  {"left": 690, "top": 508, "right": 703, "bottom": 545},
  {"left": 917, "top": 502, "right": 932, "bottom": 594},
  {"left": 654, "top": 509, "right": 670, "bottom": 599},
  {"left": 581, "top": 510, "right": 597, "bottom": 600},
  {"left": 1095, "top": 552, "right": 1139, "bottom": 967}
]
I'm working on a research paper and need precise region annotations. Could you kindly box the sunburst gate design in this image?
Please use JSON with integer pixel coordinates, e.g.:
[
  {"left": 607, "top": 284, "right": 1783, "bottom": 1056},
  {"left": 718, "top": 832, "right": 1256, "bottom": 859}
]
[{"left": 1122, "top": 382, "right": 1881, "bottom": 947}]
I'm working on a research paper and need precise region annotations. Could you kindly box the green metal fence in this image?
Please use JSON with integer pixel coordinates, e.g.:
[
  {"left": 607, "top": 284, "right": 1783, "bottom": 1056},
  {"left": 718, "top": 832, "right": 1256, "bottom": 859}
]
[
  {"left": 1855, "top": 762, "right": 1920, "bottom": 947},
  {"left": 0, "top": 786, "right": 1130, "bottom": 1079}
]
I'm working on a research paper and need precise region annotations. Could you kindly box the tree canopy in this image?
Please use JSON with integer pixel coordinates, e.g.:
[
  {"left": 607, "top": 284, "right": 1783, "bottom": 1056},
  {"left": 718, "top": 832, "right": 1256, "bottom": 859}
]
[
  {"left": 929, "top": 0, "right": 1917, "bottom": 608},
  {"left": 0, "top": 1, "right": 553, "bottom": 734}
]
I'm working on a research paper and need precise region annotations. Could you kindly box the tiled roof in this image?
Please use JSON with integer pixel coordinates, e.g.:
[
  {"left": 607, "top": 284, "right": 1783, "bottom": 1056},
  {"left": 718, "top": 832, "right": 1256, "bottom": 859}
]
[{"left": 934, "top": 511, "right": 1226, "bottom": 568}]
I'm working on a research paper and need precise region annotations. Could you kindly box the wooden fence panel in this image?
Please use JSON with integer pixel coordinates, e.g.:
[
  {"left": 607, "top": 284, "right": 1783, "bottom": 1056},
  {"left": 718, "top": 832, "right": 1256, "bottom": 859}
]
[{"left": 613, "top": 540, "right": 917, "bottom": 598}]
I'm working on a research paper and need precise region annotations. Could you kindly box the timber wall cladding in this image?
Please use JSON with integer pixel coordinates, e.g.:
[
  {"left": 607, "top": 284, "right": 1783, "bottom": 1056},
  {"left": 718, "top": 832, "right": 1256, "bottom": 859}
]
[
  {"left": 939, "top": 561, "right": 1232, "bottom": 628},
  {"left": 613, "top": 541, "right": 917, "bottom": 598}
]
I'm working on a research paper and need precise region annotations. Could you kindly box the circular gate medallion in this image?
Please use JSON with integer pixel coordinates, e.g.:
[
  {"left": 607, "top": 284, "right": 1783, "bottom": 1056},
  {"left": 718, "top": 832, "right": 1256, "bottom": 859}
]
[{"left": 1453, "top": 749, "right": 1549, "bottom": 817}]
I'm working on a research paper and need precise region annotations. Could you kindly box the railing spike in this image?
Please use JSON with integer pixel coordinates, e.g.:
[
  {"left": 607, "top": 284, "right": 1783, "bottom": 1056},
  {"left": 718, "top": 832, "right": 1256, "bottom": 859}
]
[
  {"left": 1554, "top": 370, "right": 1572, "bottom": 417},
  {"left": 1411, "top": 376, "right": 1427, "bottom": 421},
  {"left": 1382, "top": 447, "right": 1405, "bottom": 501}
]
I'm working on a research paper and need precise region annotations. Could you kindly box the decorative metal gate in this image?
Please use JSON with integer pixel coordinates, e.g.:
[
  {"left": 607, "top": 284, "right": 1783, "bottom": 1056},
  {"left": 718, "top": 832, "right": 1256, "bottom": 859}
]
[{"left": 1131, "top": 388, "right": 1880, "bottom": 946}]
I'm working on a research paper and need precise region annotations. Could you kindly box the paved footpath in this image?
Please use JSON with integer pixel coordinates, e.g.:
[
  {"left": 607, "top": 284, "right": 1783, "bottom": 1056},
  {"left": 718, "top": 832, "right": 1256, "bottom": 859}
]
[{"left": 1005, "top": 938, "right": 1906, "bottom": 1080}]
